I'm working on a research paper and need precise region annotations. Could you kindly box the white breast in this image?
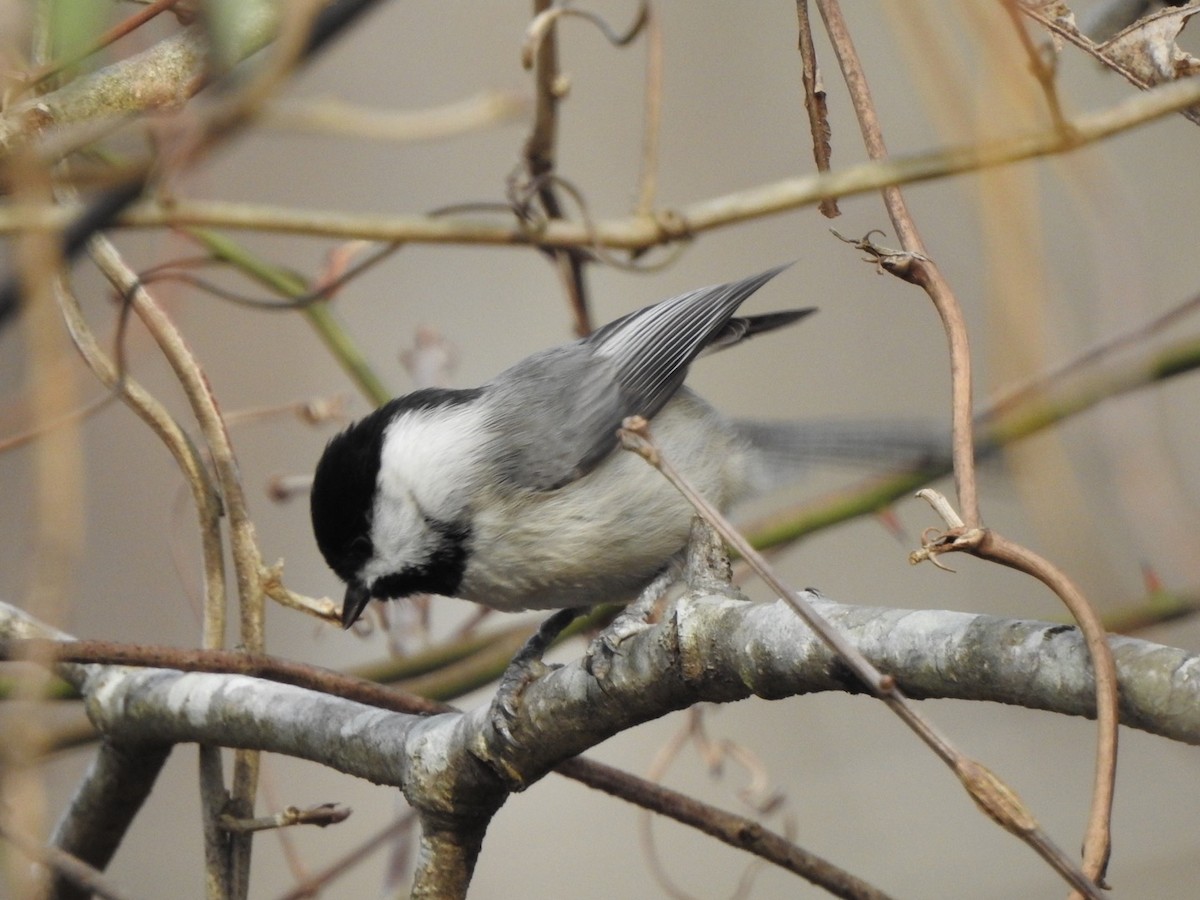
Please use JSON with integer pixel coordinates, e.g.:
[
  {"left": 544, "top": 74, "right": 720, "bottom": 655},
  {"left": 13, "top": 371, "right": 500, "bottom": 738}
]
[{"left": 459, "top": 391, "right": 751, "bottom": 610}]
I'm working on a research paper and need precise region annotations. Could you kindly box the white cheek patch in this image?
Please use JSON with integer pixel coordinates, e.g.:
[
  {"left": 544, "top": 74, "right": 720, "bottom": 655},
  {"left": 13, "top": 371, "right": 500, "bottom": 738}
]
[
  {"left": 363, "top": 404, "right": 486, "bottom": 582},
  {"left": 365, "top": 496, "right": 425, "bottom": 583},
  {"left": 376, "top": 405, "right": 484, "bottom": 518},
  {"left": 378, "top": 404, "right": 487, "bottom": 511}
]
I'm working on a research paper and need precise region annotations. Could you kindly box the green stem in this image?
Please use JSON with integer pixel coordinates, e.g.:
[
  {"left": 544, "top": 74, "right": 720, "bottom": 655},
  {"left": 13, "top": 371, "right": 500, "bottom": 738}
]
[{"left": 183, "top": 227, "right": 392, "bottom": 405}]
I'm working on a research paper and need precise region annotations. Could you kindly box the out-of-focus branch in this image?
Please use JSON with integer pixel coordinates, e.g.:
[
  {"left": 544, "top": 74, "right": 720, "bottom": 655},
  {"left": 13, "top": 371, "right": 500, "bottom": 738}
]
[
  {"left": 7, "top": 153, "right": 82, "bottom": 900},
  {"left": 3, "top": 68, "right": 1183, "bottom": 252},
  {"left": 263, "top": 91, "right": 530, "bottom": 142},
  {"left": 0, "top": 818, "right": 135, "bottom": 900},
  {"left": 89, "top": 236, "right": 271, "bottom": 898},
  {"left": 1021, "top": 2, "right": 1200, "bottom": 126},
  {"left": 0, "top": 4, "right": 280, "bottom": 159},
  {"left": 745, "top": 320, "right": 1200, "bottom": 550},
  {"left": 22, "top": 0, "right": 190, "bottom": 94},
  {"left": 0, "top": 0, "right": 390, "bottom": 329},
  {"left": 182, "top": 227, "right": 393, "bottom": 405}
]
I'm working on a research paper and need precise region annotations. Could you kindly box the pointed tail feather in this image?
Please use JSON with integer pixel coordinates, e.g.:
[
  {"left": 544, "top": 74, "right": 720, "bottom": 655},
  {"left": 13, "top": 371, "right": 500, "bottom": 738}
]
[{"left": 702, "top": 308, "right": 816, "bottom": 356}]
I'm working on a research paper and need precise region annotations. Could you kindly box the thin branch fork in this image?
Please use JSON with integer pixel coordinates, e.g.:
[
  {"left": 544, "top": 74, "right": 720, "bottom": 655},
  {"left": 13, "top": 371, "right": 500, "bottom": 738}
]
[
  {"left": 90, "top": 236, "right": 268, "bottom": 898},
  {"left": 912, "top": 488, "right": 1120, "bottom": 888},
  {"left": 814, "top": 0, "right": 980, "bottom": 528},
  {"left": 520, "top": 0, "right": 593, "bottom": 337},
  {"left": 917, "top": 495, "right": 1119, "bottom": 865}
]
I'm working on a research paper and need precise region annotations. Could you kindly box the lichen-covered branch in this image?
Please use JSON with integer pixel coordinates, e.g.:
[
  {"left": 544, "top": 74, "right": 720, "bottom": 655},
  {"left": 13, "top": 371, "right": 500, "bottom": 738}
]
[
  {"left": 7, "top": 593, "right": 1199, "bottom": 764},
  {"left": 0, "top": 5, "right": 281, "bottom": 158},
  {"left": 5, "top": 592, "right": 1197, "bottom": 895}
]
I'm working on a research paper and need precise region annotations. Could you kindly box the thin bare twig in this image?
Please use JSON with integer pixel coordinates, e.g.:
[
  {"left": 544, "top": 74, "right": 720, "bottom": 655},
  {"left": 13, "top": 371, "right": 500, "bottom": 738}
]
[
  {"left": 521, "top": 0, "right": 593, "bottom": 336},
  {"left": 618, "top": 416, "right": 1103, "bottom": 900},
  {"left": 0, "top": 638, "right": 448, "bottom": 716},
  {"left": 220, "top": 804, "right": 351, "bottom": 834},
  {"left": 815, "top": 0, "right": 979, "bottom": 527},
  {"left": 0, "top": 392, "right": 112, "bottom": 454},
  {"left": 912, "top": 489, "right": 1119, "bottom": 891},
  {"left": 560, "top": 755, "right": 891, "bottom": 900},
  {"left": 794, "top": 0, "right": 839, "bottom": 217}
]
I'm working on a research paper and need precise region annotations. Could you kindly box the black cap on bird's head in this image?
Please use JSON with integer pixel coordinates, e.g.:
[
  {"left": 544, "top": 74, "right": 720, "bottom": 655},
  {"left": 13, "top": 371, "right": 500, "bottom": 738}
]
[{"left": 310, "top": 402, "right": 394, "bottom": 628}]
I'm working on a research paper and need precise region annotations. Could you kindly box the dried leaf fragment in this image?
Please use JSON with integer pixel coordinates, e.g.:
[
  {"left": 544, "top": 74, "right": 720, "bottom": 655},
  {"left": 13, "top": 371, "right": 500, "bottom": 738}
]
[{"left": 1101, "top": 5, "right": 1200, "bottom": 85}]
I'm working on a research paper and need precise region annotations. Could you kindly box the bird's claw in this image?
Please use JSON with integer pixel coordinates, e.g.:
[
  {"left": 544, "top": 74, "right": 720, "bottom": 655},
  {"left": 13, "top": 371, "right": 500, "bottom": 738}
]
[
  {"left": 487, "top": 607, "right": 581, "bottom": 747},
  {"left": 489, "top": 655, "right": 553, "bottom": 746},
  {"left": 584, "top": 613, "right": 653, "bottom": 679},
  {"left": 584, "top": 568, "right": 676, "bottom": 679}
]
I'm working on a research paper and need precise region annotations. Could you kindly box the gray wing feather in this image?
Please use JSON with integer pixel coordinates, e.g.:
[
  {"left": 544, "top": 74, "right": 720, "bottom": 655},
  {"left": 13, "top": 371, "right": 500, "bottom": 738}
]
[
  {"left": 587, "top": 264, "right": 795, "bottom": 420},
  {"left": 484, "top": 345, "right": 625, "bottom": 490},
  {"left": 487, "top": 264, "right": 801, "bottom": 491}
]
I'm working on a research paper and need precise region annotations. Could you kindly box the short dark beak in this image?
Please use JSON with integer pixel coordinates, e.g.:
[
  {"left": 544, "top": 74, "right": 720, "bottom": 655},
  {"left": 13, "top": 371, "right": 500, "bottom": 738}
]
[{"left": 341, "top": 582, "right": 373, "bottom": 630}]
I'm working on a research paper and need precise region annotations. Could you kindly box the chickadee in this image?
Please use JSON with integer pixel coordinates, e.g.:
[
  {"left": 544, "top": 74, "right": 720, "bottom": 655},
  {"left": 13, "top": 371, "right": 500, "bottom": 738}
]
[{"left": 311, "top": 265, "right": 814, "bottom": 628}]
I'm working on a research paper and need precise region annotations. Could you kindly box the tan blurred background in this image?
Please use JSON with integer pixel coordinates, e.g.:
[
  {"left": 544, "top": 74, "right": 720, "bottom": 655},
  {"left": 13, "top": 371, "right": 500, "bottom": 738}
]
[{"left": 3, "top": 2, "right": 1200, "bottom": 897}]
